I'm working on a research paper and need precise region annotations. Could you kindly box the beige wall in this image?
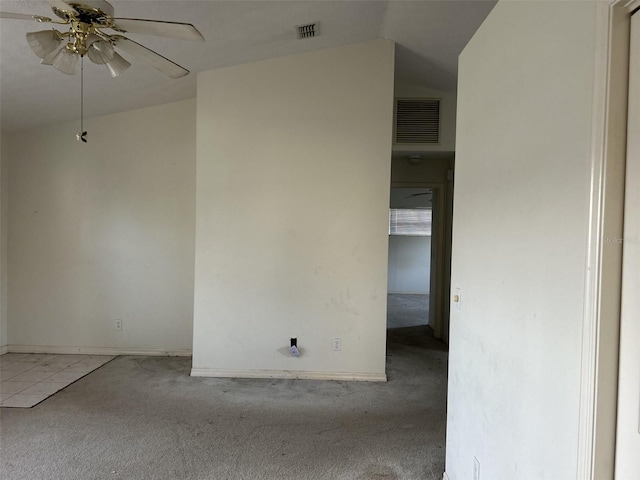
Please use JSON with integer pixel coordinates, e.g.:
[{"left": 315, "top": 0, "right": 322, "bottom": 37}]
[
  {"left": 3, "top": 99, "right": 196, "bottom": 354},
  {"left": 193, "top": 39, "right": 395, "bottom": 380},
  {"left": 387, "top": 236, "right": 431, "bottom": 294},
  {"left": 446, "top": 1, "right": 611, "bottom": 479}
]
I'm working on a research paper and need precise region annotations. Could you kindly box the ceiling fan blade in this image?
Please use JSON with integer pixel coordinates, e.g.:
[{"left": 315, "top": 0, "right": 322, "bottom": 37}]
[
  {"left": 0, "top": 12, "right": 52, "bottom": 22},
  {"left": 112, "top": 18, "right": 204, "bottom": 42},
  {"left": 45, "top": 1, "right": 77, "bottom": 15},
  {"left": 113, "top": 37, "right": 189, "bottom": 79}
]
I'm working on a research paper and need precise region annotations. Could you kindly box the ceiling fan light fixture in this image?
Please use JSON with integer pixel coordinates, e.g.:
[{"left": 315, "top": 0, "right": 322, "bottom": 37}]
[
  {"left": 40, "top": 41, "right": 66, "bottom": 65},
  {"left": 26, "top": 29, "right": 62, "bottom": 59},
  {"left": 105, "top": 52, "right": 131, "bottom": 78},
  {"left": 87, "top": 39, "right": 115, "bottom": 65},
  {"left": 51, "top": 47, "right": 79, "bottom": 75}
]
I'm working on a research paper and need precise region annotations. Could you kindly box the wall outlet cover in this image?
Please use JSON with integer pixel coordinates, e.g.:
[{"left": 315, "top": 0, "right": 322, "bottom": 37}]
[{"left": 455, "top": 287, "right": 462, "bottom": 310}]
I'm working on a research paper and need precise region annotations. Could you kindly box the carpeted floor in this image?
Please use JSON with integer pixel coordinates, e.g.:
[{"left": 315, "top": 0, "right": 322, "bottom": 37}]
[
  {"left": 0, "top": 326, "right": 447, "bottom": 480},
  {"left": 387, "top": 294, "right": 429, "bottom": 329}
]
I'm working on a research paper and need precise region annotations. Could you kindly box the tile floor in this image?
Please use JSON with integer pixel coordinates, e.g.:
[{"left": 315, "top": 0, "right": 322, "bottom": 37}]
[{"left": 0, "top": 353, "right": 115, "bottom": 408}]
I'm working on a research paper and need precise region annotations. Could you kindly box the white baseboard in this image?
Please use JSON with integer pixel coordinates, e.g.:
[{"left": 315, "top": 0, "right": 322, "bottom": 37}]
[
  {"left": 190, "top": 368, "right": 387, "bottom": 382},
  {"left": 6, "top": 345, "right": 192, "bottom": 357},
  {"left": 0, "top": 345, "right": 8, "bottom": 355},
  {"left": 443, "top": 472, "right": 450, "bottom": 480}
]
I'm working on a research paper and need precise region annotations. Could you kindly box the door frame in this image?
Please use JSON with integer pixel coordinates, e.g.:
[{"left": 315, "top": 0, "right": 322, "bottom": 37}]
[
  {"left": 614, "top": 3, "right": 640, "bottom": 478},
  {"left": 577, "top": 1, "right": 638, "bottom": 478},
  {"left": 391, "top": 181, "right": 452, "bottom": 340}
]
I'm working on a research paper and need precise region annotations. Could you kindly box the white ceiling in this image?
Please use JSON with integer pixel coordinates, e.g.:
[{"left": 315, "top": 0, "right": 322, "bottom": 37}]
[{"left": 0, "top": 0, "right": 496, "bottom": 131}]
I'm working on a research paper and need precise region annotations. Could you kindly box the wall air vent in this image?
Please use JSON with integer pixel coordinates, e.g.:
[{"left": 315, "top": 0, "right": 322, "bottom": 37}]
[
  {"left": 395, "top": 98, "right": 441, "bottom": 144},
  {"left": 297, "top": 23, "right": 317, "bottom": 39}
]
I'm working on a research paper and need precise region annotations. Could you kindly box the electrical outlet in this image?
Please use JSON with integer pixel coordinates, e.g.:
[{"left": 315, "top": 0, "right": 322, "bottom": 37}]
[
  {"left": 115, "top": 319, "right": 123, "bottom": 331},
  {"left": 332, "top": 338, "right": 342, "bottom": 351},
  {"left": 473, "top": 457, "right": 480, "bottom": 480}
]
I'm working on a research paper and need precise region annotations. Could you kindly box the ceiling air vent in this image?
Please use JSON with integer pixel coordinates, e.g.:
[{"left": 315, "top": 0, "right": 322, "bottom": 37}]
[
  {"left": 395, "top": 98, "right": 441, "bottom": 144},
  {"left": 297, "top": 23, "right": 317, "bottom": 39}
]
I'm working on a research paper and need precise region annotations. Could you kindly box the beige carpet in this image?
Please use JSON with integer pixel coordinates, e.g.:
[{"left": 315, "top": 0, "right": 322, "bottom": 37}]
[{"left": 0, "top": 327, "right": 447, "bottom": 479}]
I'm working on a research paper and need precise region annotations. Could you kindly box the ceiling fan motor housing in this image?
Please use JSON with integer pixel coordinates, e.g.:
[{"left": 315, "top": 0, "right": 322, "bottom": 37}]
[
  {"left": 67, "top": 21, "right": 93, "bottom": 55},
  {"left": 54, "top": 1, "right": 114, "bottom": 25}
]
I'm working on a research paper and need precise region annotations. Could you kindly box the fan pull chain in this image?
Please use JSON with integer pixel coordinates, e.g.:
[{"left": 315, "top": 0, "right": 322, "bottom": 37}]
[{"left": 76, "top": 56, "right": 87, "bottom": 143}]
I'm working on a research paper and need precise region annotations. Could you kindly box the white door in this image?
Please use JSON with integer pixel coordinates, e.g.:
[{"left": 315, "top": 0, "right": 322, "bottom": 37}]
[{"left": 615, "top": 9, "right": 640, "bottom": 480}]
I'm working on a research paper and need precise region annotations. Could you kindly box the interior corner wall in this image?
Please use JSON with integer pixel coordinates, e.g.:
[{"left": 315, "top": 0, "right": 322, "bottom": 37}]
[
  {"left": 446, "top": 1, "right": 604, "bottom": 479},
  {"left": 193, "top": 39, "right": 395, "bottom": 380},
  {"left": 4, "top": 99, "right": 196, "bottom": 355}
]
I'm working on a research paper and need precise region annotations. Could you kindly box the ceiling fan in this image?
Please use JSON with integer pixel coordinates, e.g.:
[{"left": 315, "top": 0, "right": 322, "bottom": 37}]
[
  {"left": 0, "top": 0, "right": 204, "bottom": 141},
  {"left": 0, "top": 0, "right": 204, "bottom": 78}
]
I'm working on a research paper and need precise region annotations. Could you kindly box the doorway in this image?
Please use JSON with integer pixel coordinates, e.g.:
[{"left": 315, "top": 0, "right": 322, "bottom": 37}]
[
  {"left": 384, "top": 182, "right": 450, "bottom": 477},
  {"left": 386, "top": 155, "right": 455, "bottom": 344},
  {"left": 387, "top": 187, "right": 433, "bottom": 330}
]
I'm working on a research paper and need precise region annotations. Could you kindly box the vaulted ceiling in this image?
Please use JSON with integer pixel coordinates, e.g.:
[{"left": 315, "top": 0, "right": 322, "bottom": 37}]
[{"left": 0, "top": 0, "right": 496, "bottom": 131}]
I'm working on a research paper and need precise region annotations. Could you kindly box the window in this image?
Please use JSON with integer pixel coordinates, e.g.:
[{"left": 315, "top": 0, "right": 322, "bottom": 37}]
[{"left": 389, "top": 208, "right": 432, "bottom": 236}]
